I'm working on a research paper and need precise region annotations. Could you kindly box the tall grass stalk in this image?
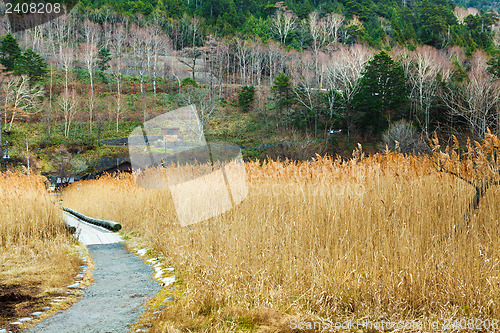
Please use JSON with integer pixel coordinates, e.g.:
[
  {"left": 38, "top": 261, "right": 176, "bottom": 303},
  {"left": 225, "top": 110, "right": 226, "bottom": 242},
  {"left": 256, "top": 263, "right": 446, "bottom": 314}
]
[{"left": 63, "top": 152, "right": 500, "bottom": 330}]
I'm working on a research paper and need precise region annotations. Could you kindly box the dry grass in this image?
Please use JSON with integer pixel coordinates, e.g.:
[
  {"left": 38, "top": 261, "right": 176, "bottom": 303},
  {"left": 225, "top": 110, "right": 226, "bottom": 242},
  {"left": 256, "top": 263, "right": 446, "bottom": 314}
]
[
  {"left": 62, "top": 143, "right": 500, "bottom": 331},
  {"left": 0, "top": 172, "right": 82, "bottom": 327}
]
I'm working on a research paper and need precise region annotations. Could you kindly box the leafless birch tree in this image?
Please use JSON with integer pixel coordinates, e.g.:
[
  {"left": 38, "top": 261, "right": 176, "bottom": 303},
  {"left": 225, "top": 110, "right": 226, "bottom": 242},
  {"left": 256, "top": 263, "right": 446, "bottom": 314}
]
[
  {"left": 397, "top": 46, "right": 451, "bottom": 136},
  {"left": 109, "top": 23, "right": 128, "bottom": 131},
  {"left": 81, "top": 19, "right": 100, "bottom": 132},
  {"left": 442, "top": 52, "right": 500, "bottom": 139},
  {"left": 177, "top": 88, "right": 219, "bottom": 144},
  {"left": 2, "top": 75, "right": 44, "bottom": 132},
  {"left": 57, "top": 89, "right": 79, "bottom": 137},
  {"left": 129, "top": 24, "right": 149, "bottom": 96},
  {"left": 271, "top": 2, "right": 296, "bottom": 44}
]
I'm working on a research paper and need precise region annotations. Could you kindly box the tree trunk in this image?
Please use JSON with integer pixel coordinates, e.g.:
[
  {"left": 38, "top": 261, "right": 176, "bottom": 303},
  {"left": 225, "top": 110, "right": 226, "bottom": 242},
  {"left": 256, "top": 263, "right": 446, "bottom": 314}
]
[
  {"left": 116, "top": 73, "right": 121, "bottom": 132},
  {"left": 89, "top": 72, "right": 94, "bottom": 133}
]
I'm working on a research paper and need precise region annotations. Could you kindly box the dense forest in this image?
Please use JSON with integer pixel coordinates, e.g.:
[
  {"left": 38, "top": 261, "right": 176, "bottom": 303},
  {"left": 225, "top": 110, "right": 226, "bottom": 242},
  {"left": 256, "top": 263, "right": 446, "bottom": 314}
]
[
  {"left": 0, "top": 0, "right": 500, "bottom": 174},
  {"left": 70, "top": 0, "right": 500, "bottom": 53}
]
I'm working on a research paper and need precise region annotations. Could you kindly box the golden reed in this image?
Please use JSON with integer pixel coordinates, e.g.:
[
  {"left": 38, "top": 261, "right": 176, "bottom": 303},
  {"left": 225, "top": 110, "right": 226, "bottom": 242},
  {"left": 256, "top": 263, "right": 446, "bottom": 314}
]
[{"left": 63, "top": 139, "right": 500, "bottom": 331}]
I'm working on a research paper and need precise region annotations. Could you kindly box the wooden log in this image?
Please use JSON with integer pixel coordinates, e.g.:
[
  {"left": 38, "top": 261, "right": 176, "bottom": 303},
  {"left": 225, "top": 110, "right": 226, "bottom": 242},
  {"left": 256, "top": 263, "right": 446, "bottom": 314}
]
[{"left": 63, "top": 207, "right": 122, "bottom": 232}]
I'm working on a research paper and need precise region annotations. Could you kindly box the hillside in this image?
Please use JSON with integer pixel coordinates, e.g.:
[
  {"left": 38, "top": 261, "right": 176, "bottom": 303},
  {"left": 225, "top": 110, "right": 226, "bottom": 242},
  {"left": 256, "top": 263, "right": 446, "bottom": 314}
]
[
  {"left": 0, "top": 0, "right": 499, "bottom": 179},
  {"left": 69, "top": 0, "right": 496, "bottom": 51}
]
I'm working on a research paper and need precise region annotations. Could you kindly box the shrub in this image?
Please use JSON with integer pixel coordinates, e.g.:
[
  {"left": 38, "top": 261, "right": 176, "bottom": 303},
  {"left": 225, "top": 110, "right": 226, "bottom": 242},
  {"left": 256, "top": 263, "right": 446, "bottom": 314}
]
[
  {"left": 181, "top": 77, "right": 200, "bottom": 88},
  {"left": 380, "top": 120, "right": 427, "bottom": 153}
]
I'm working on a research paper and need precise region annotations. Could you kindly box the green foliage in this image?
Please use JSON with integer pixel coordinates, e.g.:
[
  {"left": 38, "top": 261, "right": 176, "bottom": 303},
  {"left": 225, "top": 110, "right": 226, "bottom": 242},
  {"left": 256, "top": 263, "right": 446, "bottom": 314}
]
[
  {"left": 97, "top": 47, "right": 112, "bottom": 72},
  {"left": 365, "top": 17, "right": 386, "bottom": 46},
  {"left": 451, "top": 58, "right": 468, "bottom": 82},
  {"left": 241, "top": 15, "right": 271, "bottom": 41},
  {"left": 0, "top": 33, "right": 21, "bottom": 72},
  {"left": 238, "top": 85, "right": 255, "bottom": 112},
  {"left": 344, "top": 0, "right": 374, "bottom": 21},
  {"left": 0, "top": 34, "right": 47, "bottom": 81},
  {"left": 72, "top": 0, "right": 498, "bottom": 53},
  {"left": 344, "top": 24, "right": 367, "bottom": 45},
  {"left": 353, "top": 51, "right": 409, "bottom": 135},
  {"left": 15, "top": 49, "right": 48, "bottom": 81},
  {"left": 390, "top": 17, "right": 406, "bottom": 46},
  {"left": 181, "top": 77, "right": 200, "bottom": 87},
  {"left": 159, "top": 0, "right": 185, "bottom": 18},
  {"left": 271, "top": 73, "right": 294, "bottom": 114},
  {"left": 487, "top": 53, "right": 500, "bottom": 78},
  {"left": 415, "top": 0, "right": 457, "bottom": 47}
]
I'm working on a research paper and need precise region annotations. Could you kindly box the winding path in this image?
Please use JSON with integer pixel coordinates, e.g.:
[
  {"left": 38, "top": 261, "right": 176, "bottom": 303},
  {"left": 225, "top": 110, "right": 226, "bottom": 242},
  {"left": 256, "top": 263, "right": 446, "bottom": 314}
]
[{"left": 27, "top": 212, "right": 161, "bottom": 333}]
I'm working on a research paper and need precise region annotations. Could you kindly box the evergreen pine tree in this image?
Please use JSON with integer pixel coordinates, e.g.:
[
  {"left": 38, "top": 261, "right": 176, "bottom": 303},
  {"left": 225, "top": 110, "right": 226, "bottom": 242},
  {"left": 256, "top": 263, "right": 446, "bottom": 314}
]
[
  {"left": 0, "top": 33, "right": 21, "bottom": 72},
  {"left": 487, "top": 53, "right": 500, "bottom": 79},
  {"left": 97, "top": 47, "right": 112, "bottom": 72},
  {"left": 15, "top": 49, "right": 47, "bottom": 81},
  {"left": 238, "top": 85, "right": 255, "bottom": 112},
  {"left": 353, "top": 51, "right": 408, "bottom": 135},
  {"left": 271, "top": 72, "right": 294, "bottom": 116}
]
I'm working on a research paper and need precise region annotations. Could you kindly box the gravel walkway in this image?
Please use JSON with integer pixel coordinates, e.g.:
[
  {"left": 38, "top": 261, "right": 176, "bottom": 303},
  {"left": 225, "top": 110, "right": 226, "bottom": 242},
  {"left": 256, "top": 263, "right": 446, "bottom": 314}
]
[{"left": 27, "top": 221, "right": 161, "bottom": 332}]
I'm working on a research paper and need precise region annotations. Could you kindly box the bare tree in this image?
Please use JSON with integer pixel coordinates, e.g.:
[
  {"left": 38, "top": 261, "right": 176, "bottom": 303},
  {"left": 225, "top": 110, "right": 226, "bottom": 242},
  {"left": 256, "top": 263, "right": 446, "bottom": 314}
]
[
  {"left": 234, "top": 38, "right": 252, "bottom": 85},
  {"left": 288, "top": 51, "right": 324, "bottom": 135},
  {"left": 397, "top": 45, "right": 451, "bottom": 136},
  {"left": 265, "top": 41, "right": 287, "bottom": 86},
  {"left": 322, "top": 44, "right": 373, "bottom": 133},
  {"left": 0, "top": 65, "right": 9, "bottom": 155},
  {"left": 209, "top": 37, "right": 230, "bottom": 96},
  {"left": 307, "top": 12, "right": 343, "bottom": 88},
  {"left": 52, "top": 14, "right": 73, "bottom": 57},
  {"left": 324, "top": 12, "right": 344, "bottom": 46},
  {"left": 129, "top": 24, "right": 149, "bottom": 96},
  {"left": 309, "top": 12, "right": 329, "bottom": 55},
  {"left": 271, "top": 2, "right": 296, "bottom": 44},
  {"left": 143, "top": 27, "right": 155, "bottom": 96},
  {"left": 102, "top": 22, "right": 113, "bottom": 51},
  {"left": 81, "top": 19, "right": 101, "bottom": 132},
  {"left": 2, "top": 75, "right": 44, "bottom": 132},
  {"left": 308, "top": 11, "right": 328, "bottom": 85},
  {"left": 0, "top": 14, "right": 10, "bottom": 36},
  {"left": 19, "top": 25, "right": 44, "bottom": 54},
  {"left": 110, "top": 23, "right": 128, "bottom": 132},
  {"left": 177, "top": 87, "right": 219, "bottom": 144},
  {"left": 110, "top": 56, "right": 124, "bottom": 132},
  {"left": 199, "top": 35, "right": 218, "bottom": 96},
  {"left": 191, "top": 16, "right": 200, "bottom": 47},
  {"left": 442, "top": 51, "right": 500, "bottom": 139},
  {"left": 146, "top": 23, "right": 171, "bottom": 102},
  {"left": 248, "top": 39, "right": 265, "bottom": 87},
  {"left": 178, "top": 47, "right": 203, "bottom": 81},
  {"left": 57, "top": 89, "right": 79, "bottom": 137},
  {"left": 110, "top": 22, "right": 128, "bottom": 64},
  {"left": 58, "top": 46, "right": 73, "bottom": 95},
  {"left": 454, "top": 6, "right": 479, "bottom": 24}
]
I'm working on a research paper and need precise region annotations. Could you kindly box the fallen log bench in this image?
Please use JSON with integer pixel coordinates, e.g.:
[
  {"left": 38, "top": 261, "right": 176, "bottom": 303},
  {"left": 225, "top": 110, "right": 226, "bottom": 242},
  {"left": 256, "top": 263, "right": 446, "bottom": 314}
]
[{"left": 63, "top": 207, "right": 122, "bottom": 232}]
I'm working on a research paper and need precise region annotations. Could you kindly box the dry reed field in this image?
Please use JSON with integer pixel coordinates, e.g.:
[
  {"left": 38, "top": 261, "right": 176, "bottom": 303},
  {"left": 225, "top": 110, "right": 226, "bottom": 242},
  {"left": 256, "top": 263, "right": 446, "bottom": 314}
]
[
  {"left": 0, "top": 173, "right": 82, "bottom": 327},
  {"left": 62, "top": 135, "right": 500, "bottom": 332}
]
